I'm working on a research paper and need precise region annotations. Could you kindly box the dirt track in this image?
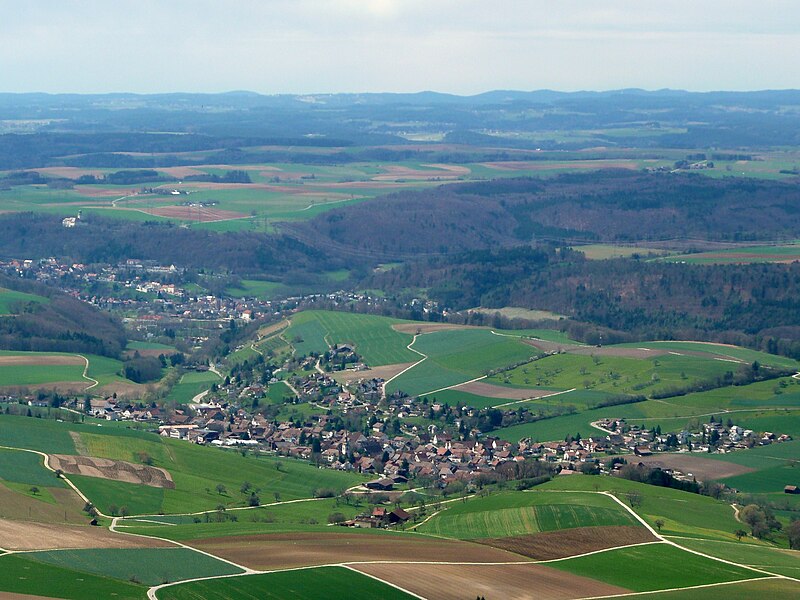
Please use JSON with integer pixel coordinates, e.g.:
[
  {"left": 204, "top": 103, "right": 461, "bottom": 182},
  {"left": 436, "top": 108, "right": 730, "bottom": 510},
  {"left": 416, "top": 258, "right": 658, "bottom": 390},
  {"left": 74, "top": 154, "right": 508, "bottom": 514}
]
[
  {"left": 353, "top": 562, "right": 631, "bottom": 600},
  {"left": 628, "top": 453, "right": 755, "bottom": 482},
  {"left": 49, "top": 455, "right": 175, "bottom": 489},
  {"left": 189, "top": 532, "right": 526, "bottom": 570},
  {"left": 0, "top": 518, "right": 171, "bottom": 551},
  {"left": 478, "top": 526, "right": 656, "bottom": 560}
]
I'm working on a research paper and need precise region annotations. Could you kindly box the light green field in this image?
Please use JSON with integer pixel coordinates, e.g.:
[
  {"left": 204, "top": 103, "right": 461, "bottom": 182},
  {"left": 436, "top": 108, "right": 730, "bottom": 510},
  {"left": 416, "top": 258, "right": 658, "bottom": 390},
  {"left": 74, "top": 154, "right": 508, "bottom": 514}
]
[
  {"left": 0, "top": 287, "right": 48, "bottom": 314},
  {"left": 0, "top": 554, "right": 145, "bottom": 600},
  {"left": 663, "top": 243, "right": 800, "bottom": 265},
  {"left": 388, "top": 328, "right": 537, "bottom": 396},
  {"left": 0, "top": 415, "right": 77, "bottom": 454},
  {"left": 488, "top": 351, "right": 738, "bottom": 398},
  {"left": 0, "top": 363, "right": 85, "bottom": 386},
  {"left": 549, "top": 543, "right": 760, "bottom": 592},
  {"left": 615, "top": 341, "right": 800, "bottom": 370},
  {"left": 417, "top": 490, "right": 638, "bottom": 539},
  {"left": 157, "top": 565, "right": 415, "bottom": 600},
  {"left": 636, "top": 578, "right": 800, "bottom": 599},
  {"left": 286, "top": 310, "right": 418, "bottom": 366},
  {"left": 226, "top": 279, "right": 285, "bottom": 299},
  {"left": 127, "top": 341, "right": 176, "bottom": 351},
  {"left": 26, "top": 548, "right": 243, "bottom": 586}
]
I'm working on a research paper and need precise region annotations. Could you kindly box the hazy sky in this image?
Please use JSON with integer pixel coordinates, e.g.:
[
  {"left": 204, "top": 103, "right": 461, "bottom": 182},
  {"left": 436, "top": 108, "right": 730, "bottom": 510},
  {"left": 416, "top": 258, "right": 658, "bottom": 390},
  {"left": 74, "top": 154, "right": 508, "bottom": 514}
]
[{"left": 2, "top": 1, "right": 799, "bottom": 94}]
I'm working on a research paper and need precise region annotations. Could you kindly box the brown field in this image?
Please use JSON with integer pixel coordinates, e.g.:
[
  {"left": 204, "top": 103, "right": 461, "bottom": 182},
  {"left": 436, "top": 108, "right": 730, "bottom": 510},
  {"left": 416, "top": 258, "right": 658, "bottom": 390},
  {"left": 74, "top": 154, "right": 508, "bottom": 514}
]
[
  {"left": 393, "top": 323, "right": 472, "bottom": 334},
  {"left": 141, "top": 205, "right": 248, "bottom": 222},
  {"left": 454, "top": 381, "right": 556, "bottom": 400},
  {"left": 522, "top": 338, "right": 584, "bottom": 353},
  {"left": 189, "top": 532, "right": 526, "bottom": 571},
  {"left": 49, "top": 455, "right": 175, "bottom": 489},
  {"left": 481, "top": 160, "right": 639, "bottom": 172},
  {"left": 95, "top": 381, "right": 148, "bottom": 400},
  {"left": 0, "top": 484, "right": 86, "bottom": 525},
  {"left": 0, "top": 518, "right": 171, "bottom": 551},
  {"left": 0, "top": 593, "right": 61, "bottom": 600},
  {"left": 567, "top": 346, "right": 670, "bottom": 359},
  {"left": 477, "top": 526, "right": 656, "bottom": 560},
  {"left": 258, "top": 319, "right": 290, "bottom": 338},
  {"left": 628, "top": 453, "right": 755, "bottom": 482},
  {"left": 353, "top": 562, "right": 630, "bottom": 600},
  {"left": 73, "top": 185, "right": 136, "bottom": 198},
  {"left": 333, "top": 363, "right": 415, "bottom": 384},
  {"left": 371, "top": 165, "right": 466, "bottom": 181},
  {"left": 0, "top": 355, "right": 83, "bottom": 367}
]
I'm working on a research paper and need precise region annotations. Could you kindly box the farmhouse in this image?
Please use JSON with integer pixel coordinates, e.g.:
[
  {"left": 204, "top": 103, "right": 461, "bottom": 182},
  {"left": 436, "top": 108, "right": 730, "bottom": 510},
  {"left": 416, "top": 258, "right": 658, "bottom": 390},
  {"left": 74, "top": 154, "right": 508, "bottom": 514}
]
[{"left": 785, "top": 485, "right": 799, "bottom": 494}]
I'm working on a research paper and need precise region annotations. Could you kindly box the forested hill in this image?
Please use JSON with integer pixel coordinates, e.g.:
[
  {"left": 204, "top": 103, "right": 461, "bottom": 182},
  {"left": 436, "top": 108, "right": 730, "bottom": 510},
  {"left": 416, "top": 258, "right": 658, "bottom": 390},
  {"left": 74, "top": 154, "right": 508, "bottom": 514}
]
[
  {"left": 0, "top": 275, "right": 127, "bottom": 357},
  {"left": 290, "top": 171, "right": 800, "bottom": 259},
  {"left": 369, "top": 247, "right": 800, "bottom": 357}
]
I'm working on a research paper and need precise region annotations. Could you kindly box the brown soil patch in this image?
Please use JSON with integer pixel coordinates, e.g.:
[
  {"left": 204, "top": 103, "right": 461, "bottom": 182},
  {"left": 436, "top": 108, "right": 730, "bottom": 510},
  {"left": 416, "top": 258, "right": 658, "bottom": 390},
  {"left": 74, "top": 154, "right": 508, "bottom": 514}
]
[
  {"left": 628, "top": 453, "right": 755, "bottom": 482},
  {"left": 393, "top": 323, "right": 473, "bottom": 334},
  {"left": 189, "top": 531, "right": 525, "bottom": 571},
  {"left": 73, "top": 185, "right": 134, "bottom": 198},
  {"left": 141, "top": 206, "right": 248, "bottom": 222},
  {"left": 353, "top": 562, "right": 630, "bottom": 600},
  {"left": 0, "top": 592, "right": 62, "bottom": 600},
  {"left": 333, "top": 363, "right": 415, "bottom": 384},
  {"left": 522, "top": 338, "right": 584, "bottom": 353},
  {"left": 0, "top": 355, "right": 83, "bottom": 367},
  {"left": 421, "top": 164, "right": 472, "bottom": 176},
  {"left": 477, "top": 526, "right": 656, "bottom": 560},
  {"left": 0, "top": 518, "right": 170, "bottom": 551},
  {"left": 49, "top": 455, "right": 175, "bottom": 489},
  {"left": 455, "top": 381, "right": 556, "bottom": 400},
  {"left": 258, "top": 319, "right": 290, "bottom": 338},
  {"left": 371, "top": 165, "right": 466, "bottom": 181},
  {"left": 0, "top": 484, "right": 86, "bottom": 525},
  {"left": 96, "top": 381, "right": 146, "bottom": 399}
]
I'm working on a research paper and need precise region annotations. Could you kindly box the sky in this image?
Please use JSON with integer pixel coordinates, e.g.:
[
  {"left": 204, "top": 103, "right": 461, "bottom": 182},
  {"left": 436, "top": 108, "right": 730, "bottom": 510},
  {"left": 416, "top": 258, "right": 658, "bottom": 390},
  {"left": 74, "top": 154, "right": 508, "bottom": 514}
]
[{"left": 2, "top": 0, "right": 799, "bottom": 95}]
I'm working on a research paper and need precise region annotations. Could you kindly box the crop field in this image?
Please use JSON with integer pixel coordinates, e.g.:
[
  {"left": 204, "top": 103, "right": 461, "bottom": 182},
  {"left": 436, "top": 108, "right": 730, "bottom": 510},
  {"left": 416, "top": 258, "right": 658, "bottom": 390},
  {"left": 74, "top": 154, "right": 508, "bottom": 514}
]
[
  {"left": 0, "top": 286, "right": 48, "bottom": 314},
  {"left": 0, "top": 415, "right": 77, "bottom": 454},
  {"left": 0, "top": 553, "right": 146, "bottom": 600},
  {"left": 671, "top": 538, "right": 800, "bottom": 579},
  {"left": 640, "top": 578, "right": 800, "bottom": 599},
  {"left": 417, "top": 491, "right": 638, "bottom": 539},
  {"left": 0, "top": 447, "right": 66, "bottom": 487},
  {"left": 615, "top": 340, "right": 800, "bottom": 369},
  {"left": 549, "top": 543, "right": 761, "bottom": 592},
  {"left": 286, "top": 310, "right": 417, "bottom": 366},
  {"left": 157, "top": 566, "right": 415, "bottom": 600},
  {"left": 541, "top": 477, "right": 743, "bottom": 540},
  {"left": 388, "top": 328, "right": 537, "bottom": 396},
  {"left": 574, "top": 243, "right": 674, "bottom": 260},
  {"left": 27, "top": 548, "right": 243, "bottom": 586}
]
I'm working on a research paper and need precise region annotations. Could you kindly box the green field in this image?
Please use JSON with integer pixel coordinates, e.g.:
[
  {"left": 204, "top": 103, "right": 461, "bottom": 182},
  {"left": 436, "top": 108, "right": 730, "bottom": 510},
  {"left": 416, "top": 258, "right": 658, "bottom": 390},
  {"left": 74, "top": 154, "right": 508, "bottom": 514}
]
[
  {"left": 0, "top": 415, "right": 77, "bottom": 454},
  {"left": 0, "top": 448, "right": 66, "bottom": 488},
  {"left": 664, "top": 243, "right": 800, "bottom": 265},
  {"left": 670, "top": 538, "right": 800, "bottom": 579},
  {"left": 0, "top": 363, "right": 85, "bottom": 386},
  {"left": 541, "top": 477, "right": 743, "bottom": 541},
  {"left": 0, "top": 287, "right": 48, "bottom": 314},
  {"left": 286, "top": 310, "right": 418, "bottom": 366},
  {"left": 26, "top": 548, "right": 243, "bottom": 586},
  {"left": 417, "top": 490, "right": 638, "bottom": 539},
  {"left": 166, "top": 369, "right": 221, "bottom": 404},
  {"left": 0, "top": 554, "right": 145, "bottom": 600},
  {"left": 550, "top": 543, "right": 760, "bottom": 591},
  {"left": 388, "top": 328, "right": 537, "bottom": 396},
  {"left": 157, "top": 566, "right": 415, "bottom": 600},
  {"left": 616, "top": 341, "right": 800, "bottom": 370},
  {"left": 636, "top": 578, "right": 800, "bottom": 599}
]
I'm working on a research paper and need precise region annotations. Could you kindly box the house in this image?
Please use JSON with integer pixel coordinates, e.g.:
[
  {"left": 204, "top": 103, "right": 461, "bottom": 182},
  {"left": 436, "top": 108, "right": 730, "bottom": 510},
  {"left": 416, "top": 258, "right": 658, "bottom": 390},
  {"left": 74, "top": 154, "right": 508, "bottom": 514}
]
[
  {"left": 785, "top": 485, "right": 799, "bottom": 494},
  {"left": 365, "top": 478, "right": 395, "bottom": 491},
  {"left": 388, "top": 508, "right": 410, "bottom": 524}
]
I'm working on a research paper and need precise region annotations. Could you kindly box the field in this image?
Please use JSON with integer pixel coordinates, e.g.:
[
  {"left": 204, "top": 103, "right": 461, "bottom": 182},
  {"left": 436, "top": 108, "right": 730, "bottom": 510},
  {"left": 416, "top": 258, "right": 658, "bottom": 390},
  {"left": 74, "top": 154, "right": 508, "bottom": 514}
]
[
  {"left": 0, "top": 447, "right": 67, "bottom": 487},
  {"left": 157, "top": 566, "right": 416, "bottom": 600},
  {"left": 27, "top": 547, "right": 243, "bottom": 586},
  {"left": 671, "top": 538, "right": 800, "bottom": 579},
  {"left": 166, "top": 369, "right": 221, "bottom": 404},
  {"left": 0, "top": 553, "right": 146, "bottom": 600},
  {"left": 0, "top": 286, "right": 48, "bottom": 314},
  {"left": 387, "top": 328, "right": 538, "bottom": 396},
  {"left": 285, "top": 310, "right": 418, "bottom": 366},
  {"left": 664, "top": 242, "right": 800, "bottom": 264},
  {"left": 417, "top": 490, "right": 639, "bottom": 539},
  {"left": 186, "top": 531, "right": 523, "bottom": 571},
  {"left": 574, "top": 243, "right": 674, "bottom": 260},
  {"left": 549, "top": 543, "right": 761, "bottom": 591},
  {"left": 639, "top": 579, "right": 800, "bottom": 599},
  {"left": 0, "top": 517, "right": 171, "bottom": 550}
]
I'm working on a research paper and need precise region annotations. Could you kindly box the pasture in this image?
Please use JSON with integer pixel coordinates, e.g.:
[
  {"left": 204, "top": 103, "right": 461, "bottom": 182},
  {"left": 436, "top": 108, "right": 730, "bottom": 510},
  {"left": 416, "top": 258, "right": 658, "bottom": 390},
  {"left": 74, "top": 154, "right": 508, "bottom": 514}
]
[
  {"left": 671, "top": 538, "right": 800, "bottom": 579},
  {"left": 664, "top": 242, "right": 800, "bottom": 265},
  {"left": 166, "top": 369, "right": 221, "bottom": 404},
  {"left": 550, "top": 543, "right": 761, "bottom": 591},
  {"left": 27, "top": 548, "right": 243, "bottom": 586},
  {"left": 417, "top": 490, "right": 638, "bottom": 539},
  {"left": 0, "top": 286, "right": 48, "bottom": 314},
  {"left": 0, "top": 447, "right": 66, "bottom": 488},
  {"left": 157, "top": 566, "right": 415, "bottom": 600}
]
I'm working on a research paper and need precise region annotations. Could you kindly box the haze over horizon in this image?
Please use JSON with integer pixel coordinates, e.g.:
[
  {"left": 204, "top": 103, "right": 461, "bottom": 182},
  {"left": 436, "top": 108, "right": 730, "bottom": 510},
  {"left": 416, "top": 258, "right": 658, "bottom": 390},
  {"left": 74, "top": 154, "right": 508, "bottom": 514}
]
[{"left": 2, "top": 1, "right": 799, "bottom": 95}]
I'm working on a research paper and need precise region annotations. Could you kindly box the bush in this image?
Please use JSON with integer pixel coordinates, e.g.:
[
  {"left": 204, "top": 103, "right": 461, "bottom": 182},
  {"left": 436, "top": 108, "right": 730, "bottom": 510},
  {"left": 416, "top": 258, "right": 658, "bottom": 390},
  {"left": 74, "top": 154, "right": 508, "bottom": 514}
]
[{"left": 327, "top": 512, "right": 347, "bottom": 524}]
